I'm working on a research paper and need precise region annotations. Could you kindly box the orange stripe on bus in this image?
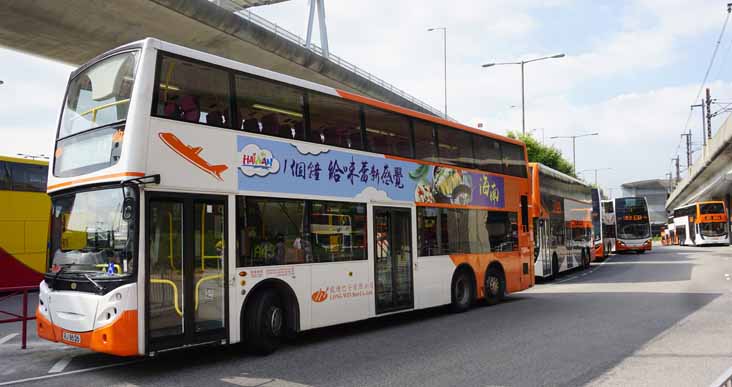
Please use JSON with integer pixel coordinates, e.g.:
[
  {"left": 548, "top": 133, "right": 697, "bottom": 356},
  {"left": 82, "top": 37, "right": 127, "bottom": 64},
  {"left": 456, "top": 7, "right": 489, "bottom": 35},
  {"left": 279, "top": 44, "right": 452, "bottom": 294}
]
[
  {"left": 335, "top": 89, "right": 525, "bottom": 147},
  {"left": 47, "top": 172, "right": 146, "bottom": 191},
  {"left": 416, "top": 202, "right": 509, "bottom": 211}
]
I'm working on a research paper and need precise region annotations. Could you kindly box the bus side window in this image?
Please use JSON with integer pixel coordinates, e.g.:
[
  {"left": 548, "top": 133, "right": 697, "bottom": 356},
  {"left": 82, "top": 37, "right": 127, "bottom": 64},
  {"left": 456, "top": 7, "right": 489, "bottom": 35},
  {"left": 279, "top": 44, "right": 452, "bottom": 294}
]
[
  {"left": 235, "top": 74, "right": 305, "bottom": 141},
  {"left": 0, "top": 161, "right": 10, "bottom": 190},
  {"left": 7, "top": 162, "right": 47, "bottom": 192},
  {"left": 155, "top": 55, "right": 231, "bottom": 128}
]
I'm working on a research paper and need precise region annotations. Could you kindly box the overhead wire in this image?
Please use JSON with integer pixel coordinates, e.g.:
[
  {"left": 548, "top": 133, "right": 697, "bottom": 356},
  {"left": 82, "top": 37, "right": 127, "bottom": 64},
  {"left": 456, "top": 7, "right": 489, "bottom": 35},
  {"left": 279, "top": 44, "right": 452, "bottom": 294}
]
[{"left": 672, "top": 4, "right": 732, "bottom": 178}]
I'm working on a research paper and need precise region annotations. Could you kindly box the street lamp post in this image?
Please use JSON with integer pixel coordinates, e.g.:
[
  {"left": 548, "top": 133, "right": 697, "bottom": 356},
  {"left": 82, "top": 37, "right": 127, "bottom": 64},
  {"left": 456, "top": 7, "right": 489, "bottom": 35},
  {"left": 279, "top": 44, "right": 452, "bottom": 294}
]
[
  {"left": 579, "top": 167, "right": 612, "bottom": 186},
  {"left": 549, "top": 132, "right": 599, "bottom": 173},
  {"left": 427, "top": 27, "right": 447, "bottom": 119},
  {"left": 529, "top": 128, "right": 545, "bottom": 144},
  {"left": 482, "top": 53, "right": 565, "bottom": 135}
]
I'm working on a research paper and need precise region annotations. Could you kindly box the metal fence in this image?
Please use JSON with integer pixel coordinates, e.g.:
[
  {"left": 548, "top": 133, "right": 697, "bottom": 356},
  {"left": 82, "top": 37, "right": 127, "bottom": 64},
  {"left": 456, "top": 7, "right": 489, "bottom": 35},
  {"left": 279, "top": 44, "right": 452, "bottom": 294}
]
[{"left": 211, "top": 0, "right": 452, "bottom": 120}]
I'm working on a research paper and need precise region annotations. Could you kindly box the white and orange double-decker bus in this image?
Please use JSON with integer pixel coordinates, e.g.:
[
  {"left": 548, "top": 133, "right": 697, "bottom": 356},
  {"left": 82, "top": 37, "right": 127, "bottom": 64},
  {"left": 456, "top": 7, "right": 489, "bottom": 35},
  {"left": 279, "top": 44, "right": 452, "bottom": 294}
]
[
  {"left": 672, "top": 201, "right": 729, "bottom": 246},
  {"left": 37, "top": 38, "right": 535, "bottom": 357},
  {"left": 614, "top": 197, "right": 652, "bottom": 253},
  {"left": 528, "top": 163, "right": 594, "bottom": 279}
]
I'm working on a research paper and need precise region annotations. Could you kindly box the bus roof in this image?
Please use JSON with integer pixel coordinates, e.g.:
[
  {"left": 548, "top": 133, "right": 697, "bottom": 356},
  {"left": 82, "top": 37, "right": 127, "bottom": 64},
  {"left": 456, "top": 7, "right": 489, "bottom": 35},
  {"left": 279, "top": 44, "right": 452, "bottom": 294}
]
[
  {"left": 0, "top": 155, "right": 49, "bottom": 166},
  {"left": 84, "top": 37, "right": 525, "bottom": 149}
]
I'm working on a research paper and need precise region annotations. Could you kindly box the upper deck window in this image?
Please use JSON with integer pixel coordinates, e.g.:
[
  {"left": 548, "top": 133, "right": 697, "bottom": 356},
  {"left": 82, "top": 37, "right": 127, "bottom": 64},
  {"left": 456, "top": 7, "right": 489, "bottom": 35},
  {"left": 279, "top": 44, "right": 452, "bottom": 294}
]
[
  {"left": 308, "top": 93, "right": 363, "bottom": 150},
  {"left": 4, "top": 162, "right": 47, "bottom": 192},
  {"left": 364, "top": 107, "right": 413, "bottom": 158},
  {"left": 413, "top": 120, "right": 438, "bottom": 163},
  {"left": 236, "top": 74, "right": 305, "bottom": 140},
  {"left": 155, "top": 55, "right": 231, "bottom": 128},
  {"left": 700, "top": 203, "right": 725, "bottom": 214},
  {"left": 60, "top": 51, "right": 138, "bottom": 138},
  {"left": 473, "top": 135, "right": 504, "bottom": 175},
  {"left": 437, "top": 126, "right": 475, "bottom": 169}
]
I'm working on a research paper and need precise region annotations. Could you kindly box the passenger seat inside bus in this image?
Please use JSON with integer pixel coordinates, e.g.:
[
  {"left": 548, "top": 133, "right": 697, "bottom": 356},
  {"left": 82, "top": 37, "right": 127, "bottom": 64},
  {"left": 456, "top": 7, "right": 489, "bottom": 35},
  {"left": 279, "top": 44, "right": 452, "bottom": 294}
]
[{"left": 179, "top": 95, "right": 200, "bottom": 123}]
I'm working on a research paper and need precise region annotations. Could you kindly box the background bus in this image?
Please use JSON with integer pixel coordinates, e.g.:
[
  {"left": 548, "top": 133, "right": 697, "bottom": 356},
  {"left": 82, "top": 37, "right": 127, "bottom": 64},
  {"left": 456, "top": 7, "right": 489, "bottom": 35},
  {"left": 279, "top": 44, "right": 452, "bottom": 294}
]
[
  {"left": 592, "top": 188, "right": 610, "bottom": 260},
  {"left": 0, "top": 155, "right": 49, "bottom": 288},
  {"left": 672, "top": 201, "right": 729, "bottom": 246},
  {"left": 37, "top": 38, "right": 534, "bottom": 357},
  {"left": 614, "top": 197, "right": 651, "bottom": 253},
  {"left": 529, "top": 163, "right": 593, "bottom": 279}
]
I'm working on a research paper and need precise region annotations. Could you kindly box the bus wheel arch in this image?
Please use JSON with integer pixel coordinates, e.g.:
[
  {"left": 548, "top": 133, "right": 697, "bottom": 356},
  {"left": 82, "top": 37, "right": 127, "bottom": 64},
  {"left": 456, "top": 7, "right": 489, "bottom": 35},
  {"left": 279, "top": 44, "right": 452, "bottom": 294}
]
[
  {"left": 241, "top": 279, "right": 300, "bottom": 354},
  {"left": 484, "top": 261, "right": 506, "bottom": 306},
  {"left": 450, "top": 264, "right": 476, "bottom": 312}
]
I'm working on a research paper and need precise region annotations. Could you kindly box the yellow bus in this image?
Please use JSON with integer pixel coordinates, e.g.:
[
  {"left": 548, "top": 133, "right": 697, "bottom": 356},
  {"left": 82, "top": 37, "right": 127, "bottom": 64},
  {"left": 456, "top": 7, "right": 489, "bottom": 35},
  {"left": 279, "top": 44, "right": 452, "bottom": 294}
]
[{"left": 0, "top": 155, "right": 50, "bottom": 288}]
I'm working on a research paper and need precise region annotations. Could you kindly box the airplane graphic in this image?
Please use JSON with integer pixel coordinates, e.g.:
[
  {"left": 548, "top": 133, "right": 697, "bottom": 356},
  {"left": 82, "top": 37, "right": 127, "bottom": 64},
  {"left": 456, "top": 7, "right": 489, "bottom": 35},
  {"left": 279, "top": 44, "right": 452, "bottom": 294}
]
[{"left": 158, "top": 132, "right": 228, "bottom": 181}]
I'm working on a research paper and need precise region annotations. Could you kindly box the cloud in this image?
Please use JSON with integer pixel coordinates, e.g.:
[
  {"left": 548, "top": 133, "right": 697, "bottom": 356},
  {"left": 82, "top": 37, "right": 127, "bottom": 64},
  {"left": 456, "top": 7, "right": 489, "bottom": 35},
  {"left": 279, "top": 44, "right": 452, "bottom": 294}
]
[
  {"left": 238, "top": 143, "right": 280, "bottom": 177},
  {"left": 354, "top": 186, "right": 390, "bottom": 201},
  {"left": 291, "top": 142, "right": 329, "bottom": 155}
]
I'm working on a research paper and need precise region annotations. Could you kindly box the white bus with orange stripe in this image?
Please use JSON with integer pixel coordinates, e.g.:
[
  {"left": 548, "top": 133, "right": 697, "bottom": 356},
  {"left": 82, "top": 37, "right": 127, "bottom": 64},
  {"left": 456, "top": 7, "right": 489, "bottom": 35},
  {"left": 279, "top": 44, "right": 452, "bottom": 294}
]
[{"left": 38, "top": 38, "right": 535, "bottom": 356}]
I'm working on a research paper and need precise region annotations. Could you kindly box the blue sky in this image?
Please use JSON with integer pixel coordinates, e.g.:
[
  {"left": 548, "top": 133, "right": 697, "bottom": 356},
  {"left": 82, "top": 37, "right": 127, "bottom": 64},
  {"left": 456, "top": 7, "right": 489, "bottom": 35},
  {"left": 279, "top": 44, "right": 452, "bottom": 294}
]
[{"left": 1, "top": 0, "right": 732, "bottom": 194}]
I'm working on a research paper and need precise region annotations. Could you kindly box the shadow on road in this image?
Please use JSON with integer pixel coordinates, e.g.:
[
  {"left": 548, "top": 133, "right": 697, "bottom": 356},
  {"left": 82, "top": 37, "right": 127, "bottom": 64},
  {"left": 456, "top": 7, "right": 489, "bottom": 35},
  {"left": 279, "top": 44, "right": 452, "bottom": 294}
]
[{"left": 34, "top": 291, "right": 719, "bottom": 387}]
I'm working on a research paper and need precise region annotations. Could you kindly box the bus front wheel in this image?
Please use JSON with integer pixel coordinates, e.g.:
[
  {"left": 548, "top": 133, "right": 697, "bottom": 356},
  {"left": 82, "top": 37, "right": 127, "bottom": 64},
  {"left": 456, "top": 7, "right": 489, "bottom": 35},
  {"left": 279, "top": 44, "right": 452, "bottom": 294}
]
[{"left": 244, "top": 290, "right": 284, "bottom": 355}]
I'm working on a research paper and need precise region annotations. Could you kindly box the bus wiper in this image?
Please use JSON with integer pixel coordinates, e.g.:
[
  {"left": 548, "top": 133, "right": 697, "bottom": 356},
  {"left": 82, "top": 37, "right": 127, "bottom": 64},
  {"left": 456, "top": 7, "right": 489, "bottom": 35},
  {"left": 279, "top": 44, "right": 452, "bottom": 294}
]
[
  {"left": 53, "top": 264, "right": 71, "bottom": 289},
  {"left": 82, "top": 273, "right": 104, "bottom": 294}
]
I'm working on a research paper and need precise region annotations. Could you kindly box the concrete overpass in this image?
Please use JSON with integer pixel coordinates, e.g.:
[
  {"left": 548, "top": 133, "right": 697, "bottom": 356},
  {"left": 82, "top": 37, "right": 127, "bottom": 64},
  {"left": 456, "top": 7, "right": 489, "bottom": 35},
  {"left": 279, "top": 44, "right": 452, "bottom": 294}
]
[
  {"left": 666, "top": 113, "right": 732, "bottom": 214},
  {"left": 0, "top": 0, "right": 445, "bottom": 118}
]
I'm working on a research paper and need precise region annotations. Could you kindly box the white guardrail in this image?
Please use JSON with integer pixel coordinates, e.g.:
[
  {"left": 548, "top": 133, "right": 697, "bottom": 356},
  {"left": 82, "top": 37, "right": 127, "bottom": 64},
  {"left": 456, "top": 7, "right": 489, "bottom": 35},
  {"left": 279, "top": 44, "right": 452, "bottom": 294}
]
[{"left": 211, "top": 0, "right": 452, "bottom": 120}]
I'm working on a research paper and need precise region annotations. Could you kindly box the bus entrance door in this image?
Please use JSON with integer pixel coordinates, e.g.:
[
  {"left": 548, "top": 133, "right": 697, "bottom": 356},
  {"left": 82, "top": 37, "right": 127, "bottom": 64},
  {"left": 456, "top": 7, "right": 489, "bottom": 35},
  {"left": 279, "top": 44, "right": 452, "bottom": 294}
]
[
  {"left": 146, "top": 194, "right": 228, "bottom": 353},
  {"left": 373, "top": 206, "right": 414, "bottom": 314}
]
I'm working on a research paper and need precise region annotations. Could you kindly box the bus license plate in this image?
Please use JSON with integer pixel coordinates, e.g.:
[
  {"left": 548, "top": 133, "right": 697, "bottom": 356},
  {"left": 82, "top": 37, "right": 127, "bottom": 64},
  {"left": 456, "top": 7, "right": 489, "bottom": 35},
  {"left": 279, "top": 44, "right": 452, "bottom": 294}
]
[{"left": 62, "top": 331, "right": 81, "bottom": 344}]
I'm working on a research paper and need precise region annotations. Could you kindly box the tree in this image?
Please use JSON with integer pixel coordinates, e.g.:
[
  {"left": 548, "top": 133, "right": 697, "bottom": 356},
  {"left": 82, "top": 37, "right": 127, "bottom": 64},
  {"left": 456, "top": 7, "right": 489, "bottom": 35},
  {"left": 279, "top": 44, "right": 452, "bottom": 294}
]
[{"left": 507, "top": 131, "right": 576, "bottom": 177}]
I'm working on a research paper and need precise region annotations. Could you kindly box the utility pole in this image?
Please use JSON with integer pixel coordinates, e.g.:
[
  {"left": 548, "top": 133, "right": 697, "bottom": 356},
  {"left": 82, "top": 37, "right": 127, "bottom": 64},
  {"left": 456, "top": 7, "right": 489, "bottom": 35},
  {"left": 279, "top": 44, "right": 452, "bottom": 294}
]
[
  {"left": 673, "top": 156, "right": 680, "bottom": 182},
  {"left": 681, "top": 131, "right": 692, "bottom": 168},
  {"left": 706, "top": 88, "right": 713, "bottom": 140},
  {"left": 692, "top": 103, "right": 706, "bottom": 147}
]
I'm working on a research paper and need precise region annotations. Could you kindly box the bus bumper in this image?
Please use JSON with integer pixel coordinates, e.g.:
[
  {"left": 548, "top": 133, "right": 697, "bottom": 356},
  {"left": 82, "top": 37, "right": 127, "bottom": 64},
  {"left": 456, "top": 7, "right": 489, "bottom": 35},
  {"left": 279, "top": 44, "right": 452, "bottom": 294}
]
[
  {"left": 593, "top": 243, "right": 604, "bottom": 260},
  {"left": 616, "top": 239, "right": 652, "bottom": 252},
  {"left": 36, "top": 281, "right": 139, "bottom": 357}
]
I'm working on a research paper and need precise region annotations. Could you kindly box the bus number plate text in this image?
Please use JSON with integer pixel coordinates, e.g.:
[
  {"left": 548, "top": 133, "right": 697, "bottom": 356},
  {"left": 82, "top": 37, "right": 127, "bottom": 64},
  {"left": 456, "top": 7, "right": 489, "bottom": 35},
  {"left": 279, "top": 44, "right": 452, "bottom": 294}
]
[{"left": 62, "top": 331, "right": 81, "bottom": 344}]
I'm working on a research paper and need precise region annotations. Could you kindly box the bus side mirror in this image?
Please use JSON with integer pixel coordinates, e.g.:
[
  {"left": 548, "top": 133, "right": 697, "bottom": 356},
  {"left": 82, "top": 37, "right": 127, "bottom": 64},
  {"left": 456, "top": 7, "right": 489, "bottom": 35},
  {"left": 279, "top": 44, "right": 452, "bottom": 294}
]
[{"left": 123, "top": 197, "right": 135, "bottom": 220}]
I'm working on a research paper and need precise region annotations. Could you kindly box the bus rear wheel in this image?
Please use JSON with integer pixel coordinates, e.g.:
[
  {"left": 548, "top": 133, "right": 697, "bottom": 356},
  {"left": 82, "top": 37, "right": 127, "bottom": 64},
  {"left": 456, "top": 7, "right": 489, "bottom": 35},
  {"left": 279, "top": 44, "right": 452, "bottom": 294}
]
[
  {"left": 244, "top": 290, "right": 284, "bottom": 355},
  {"left": 484, "top": 266, "right": 506, "bottom": 306},
  {"left": 450, "top": 269, "right": 474, "bottom": 313}
]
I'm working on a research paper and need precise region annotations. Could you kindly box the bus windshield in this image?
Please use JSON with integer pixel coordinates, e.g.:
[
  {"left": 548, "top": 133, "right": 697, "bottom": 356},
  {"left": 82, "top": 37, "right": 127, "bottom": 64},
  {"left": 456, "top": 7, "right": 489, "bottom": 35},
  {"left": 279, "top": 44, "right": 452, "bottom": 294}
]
[
  {"left": 618, "top": 223, "right": 650, "bottom": 239},
  {"left": 701, "top": 222, "right": 727, "bottom": 237},
  {"left": 49, "top": 186, "right": 136, "bottom": 276},
  {"left": 59, "top": 51, "right": 138, "bottom": 138}
]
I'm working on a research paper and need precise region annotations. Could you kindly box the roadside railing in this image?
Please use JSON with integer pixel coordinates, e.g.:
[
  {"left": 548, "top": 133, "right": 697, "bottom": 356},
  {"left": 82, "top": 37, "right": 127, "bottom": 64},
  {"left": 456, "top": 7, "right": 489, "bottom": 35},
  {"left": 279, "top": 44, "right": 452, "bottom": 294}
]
[
  {"left": 0, "top": 286, "right": 38, "bottom": 349},
  {"left": 211, "top": 0, "right": 453, "bottom": 121}
]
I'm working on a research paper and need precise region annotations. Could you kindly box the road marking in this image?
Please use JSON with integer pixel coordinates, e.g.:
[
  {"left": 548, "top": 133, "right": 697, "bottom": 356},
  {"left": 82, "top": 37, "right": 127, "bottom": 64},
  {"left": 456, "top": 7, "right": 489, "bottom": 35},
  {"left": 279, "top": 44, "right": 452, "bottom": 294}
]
[
  {"left": 0, "top": 334, "right": 18, "bottom": 345},
  {"left": 0, "top": 360, "right": 140, "bottom": 386},
  {"left": 222, "top": 376, "right": 312, "bottom": 387},
  {"left": 48, "top": 356, "right": 74, "bottom": 374},
  {"left": 553, "top": 255, "right": 614, "bottom": 284}
]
